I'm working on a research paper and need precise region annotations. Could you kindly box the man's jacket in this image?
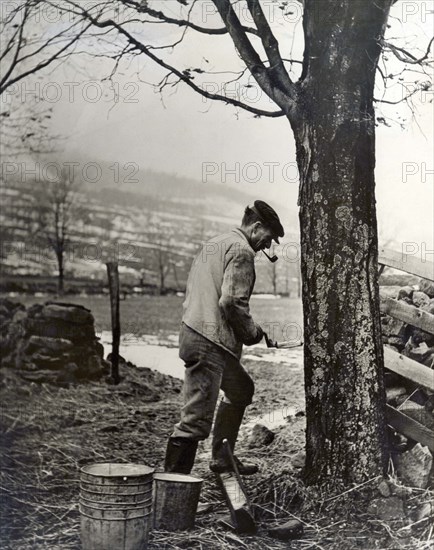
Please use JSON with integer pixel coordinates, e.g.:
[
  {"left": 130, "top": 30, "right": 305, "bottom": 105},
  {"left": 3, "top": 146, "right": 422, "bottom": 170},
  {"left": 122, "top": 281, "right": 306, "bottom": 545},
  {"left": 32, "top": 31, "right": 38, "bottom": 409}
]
[{"left": 182, "top": 228, "right": 262, "bottom": 359}]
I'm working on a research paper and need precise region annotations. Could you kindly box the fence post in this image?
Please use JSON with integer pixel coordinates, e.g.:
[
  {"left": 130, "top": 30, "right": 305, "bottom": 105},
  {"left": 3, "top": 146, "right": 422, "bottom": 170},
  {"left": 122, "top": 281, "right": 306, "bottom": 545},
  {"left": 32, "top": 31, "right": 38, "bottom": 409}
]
[{"left": 106, "top": 262, "right": 121, "bottom": 384}]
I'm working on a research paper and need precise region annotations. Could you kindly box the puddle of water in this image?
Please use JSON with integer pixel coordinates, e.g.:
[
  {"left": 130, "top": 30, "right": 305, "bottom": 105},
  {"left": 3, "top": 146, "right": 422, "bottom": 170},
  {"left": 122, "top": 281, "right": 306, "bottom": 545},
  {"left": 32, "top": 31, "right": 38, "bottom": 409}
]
[
  {"left": 100, "top": 331, "right": 184, "bottom": 379},
  {"left": 100, "top": 333, "right": 303, "bottom": 381}
]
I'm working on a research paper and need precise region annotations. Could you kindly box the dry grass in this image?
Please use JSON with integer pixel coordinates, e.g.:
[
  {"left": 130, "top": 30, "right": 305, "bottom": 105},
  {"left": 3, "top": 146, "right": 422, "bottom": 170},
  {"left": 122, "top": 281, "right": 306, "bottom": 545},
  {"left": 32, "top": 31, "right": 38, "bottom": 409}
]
[{"left": 1, "top": 359, "right": 432, "bottom": 549}]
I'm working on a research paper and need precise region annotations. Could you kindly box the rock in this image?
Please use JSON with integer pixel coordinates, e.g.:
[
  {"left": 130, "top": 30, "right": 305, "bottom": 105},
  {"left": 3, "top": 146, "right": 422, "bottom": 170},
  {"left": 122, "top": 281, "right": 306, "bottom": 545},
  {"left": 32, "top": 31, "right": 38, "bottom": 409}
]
[
  {"left": 419, "top": 279, "right": 434, "bottom": 299},
  {"left": 386, "top": 387, "right": 407, "bottom": 404},
  {"left": 0, "top": 305, "right": 11, "bottom": 318},
  {"left": 387, "top": 336, "right": 408, "bottom": 350},
  {"left": 411, "top": 328, "right": 434, "bottom": 347},
  {"left": 412, "top": 291, "right": 430, "bottom": 309},
  {"left": 32, "top": 353, "right": 67, "bottom": 369},
  {"left": 378, "top": 479, "right": 392, "bottom": 497},
  {"left": 395, "top": 443, "right": 433, "bottom": 489},
  {"left": 24, "top": 318, "right": 95, "bottom": 343},
  {"left": 248, "top": 424, "right": 275, "bottom": 448},
  {"left": 425, "top": 394, "right": 434, "bottom": 413},
  {"left": 403, "top": 343, "right": 434, "bottom": 364},
  {"left": 27, "top": 335, "right": 74, "bottom": 352},
  {"left": 2, "top": 301, "right": 106, "bottom": 385},
  {"left": 12, "top": 309, "right": 27, "bottom": 323},
  {"left": 414, "top": 501, "right": 433, "bottom": 522},
  {"left": 27, "top": 304, "right": 44, "bottom": 318},
  {"left": 291, "top": 451, "right": 306, "bottom": 469},
  {"left": 57, "top": 363, "right": 79, "bottom": 385},
  {"left": 388, "top": 479, "right": 413, "bottom": 498},
  {"left": 268, "top": 519, "right": 304, "bottom": 541},
  {"left": 398, "top": 286, "right": 414, "bottom": 301},
  {"left": 41, "top": 304, "right": 94, "bottom": 325},
  {"left": 367, "top": 496, "right": 405, "bottom": 520},
  {"left": 20, "top": 369, "right": 60, "bottom": 383},
  {"left": 422, "top": 300, "right": 434, "bottom": 314},
  {"left": 94, "top": 341, "right": 104, "bottom": 359},
  {"left": 383, "top": 317, "right": 407, "bottom": 338}
]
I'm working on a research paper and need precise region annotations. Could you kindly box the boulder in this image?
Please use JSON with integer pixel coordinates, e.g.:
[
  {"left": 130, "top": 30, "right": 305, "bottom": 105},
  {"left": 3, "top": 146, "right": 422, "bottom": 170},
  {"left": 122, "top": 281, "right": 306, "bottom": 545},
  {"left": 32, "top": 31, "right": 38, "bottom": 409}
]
[{"left": 395, "top": 443, "right": 433, "bottom": 489}]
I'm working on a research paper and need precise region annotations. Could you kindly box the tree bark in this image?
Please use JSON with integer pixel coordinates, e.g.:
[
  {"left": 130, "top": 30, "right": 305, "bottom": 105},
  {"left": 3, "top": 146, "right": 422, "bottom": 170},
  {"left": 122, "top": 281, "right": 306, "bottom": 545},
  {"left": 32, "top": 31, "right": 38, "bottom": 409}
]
[{"left": 293, "top": 0, "right": 393, "bottom": 486}]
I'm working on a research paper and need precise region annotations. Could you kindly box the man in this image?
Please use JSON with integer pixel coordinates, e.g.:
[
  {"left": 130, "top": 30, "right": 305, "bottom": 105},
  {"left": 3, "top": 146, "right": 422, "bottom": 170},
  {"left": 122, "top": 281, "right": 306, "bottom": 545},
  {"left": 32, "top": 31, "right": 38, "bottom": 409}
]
[{"left": 164, "top": 200, "right": 284, "bottom": 475}]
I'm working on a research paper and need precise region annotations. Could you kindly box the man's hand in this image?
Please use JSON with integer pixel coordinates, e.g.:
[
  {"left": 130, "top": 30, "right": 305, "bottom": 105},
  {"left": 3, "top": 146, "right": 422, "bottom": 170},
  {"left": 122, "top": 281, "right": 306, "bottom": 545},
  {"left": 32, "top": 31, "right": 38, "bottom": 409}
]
[{"left": 263, "top": 332, "right": 278, "bottom": 348}]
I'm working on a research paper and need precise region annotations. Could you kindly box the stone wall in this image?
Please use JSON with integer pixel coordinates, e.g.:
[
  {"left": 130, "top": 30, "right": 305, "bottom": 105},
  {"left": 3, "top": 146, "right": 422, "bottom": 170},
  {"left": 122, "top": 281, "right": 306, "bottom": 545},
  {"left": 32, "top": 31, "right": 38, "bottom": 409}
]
[
  {"left": 0, "top": 299, "right": 109, "bottom": 385},
  {"left": 381, "top": 280, "right": 434, "bottom": 488}
]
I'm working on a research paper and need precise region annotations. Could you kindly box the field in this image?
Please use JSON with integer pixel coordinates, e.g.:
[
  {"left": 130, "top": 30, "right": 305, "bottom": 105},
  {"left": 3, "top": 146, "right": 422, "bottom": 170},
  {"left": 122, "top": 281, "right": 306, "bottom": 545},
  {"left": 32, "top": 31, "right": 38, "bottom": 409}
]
[{"left": 13, "top": 294, "right": 304, "bottom": 342}]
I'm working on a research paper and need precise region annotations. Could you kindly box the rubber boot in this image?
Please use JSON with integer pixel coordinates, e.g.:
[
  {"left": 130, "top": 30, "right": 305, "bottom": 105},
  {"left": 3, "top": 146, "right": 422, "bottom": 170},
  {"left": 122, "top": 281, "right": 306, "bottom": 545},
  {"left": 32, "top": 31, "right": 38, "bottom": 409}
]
[
  {"left": 210, "top": 401, "right": 258, "bottom": 475},
  {"left": 164, "top": 437, "right": 198, "bottom": 474}
]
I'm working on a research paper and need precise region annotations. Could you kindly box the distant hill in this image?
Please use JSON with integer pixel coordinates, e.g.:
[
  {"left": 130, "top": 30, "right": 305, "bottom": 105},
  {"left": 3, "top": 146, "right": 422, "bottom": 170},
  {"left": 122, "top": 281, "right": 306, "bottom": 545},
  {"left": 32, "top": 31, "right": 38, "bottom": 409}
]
[{"left": 0, "top": 162, "right": 300, "bottom": 294}]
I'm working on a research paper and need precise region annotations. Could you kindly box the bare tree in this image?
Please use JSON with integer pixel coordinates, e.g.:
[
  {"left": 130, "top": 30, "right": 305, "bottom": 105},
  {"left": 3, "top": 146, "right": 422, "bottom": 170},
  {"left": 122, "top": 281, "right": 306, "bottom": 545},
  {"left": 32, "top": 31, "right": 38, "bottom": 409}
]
[
  {"left": 32, "top": 166, "right": 82, "bottom": 294},
  {"left": 0, "top": 0, "right": 93, "bottom": 155},
  {"left": 3, "top": 0, "right": 432, "bottom": 488},
  {"left": 146, "top": 217, "right": 176, "bottom": 295}
]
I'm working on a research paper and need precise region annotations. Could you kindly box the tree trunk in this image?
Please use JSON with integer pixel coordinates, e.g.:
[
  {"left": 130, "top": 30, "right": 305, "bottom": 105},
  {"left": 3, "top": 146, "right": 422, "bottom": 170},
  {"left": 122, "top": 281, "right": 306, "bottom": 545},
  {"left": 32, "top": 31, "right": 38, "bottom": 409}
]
[
  {"left": 56, "top": 249, "right": 64, "bottom": 295},
  {"left": 293, "top": 0, "right": 392, "bottom": 486}
]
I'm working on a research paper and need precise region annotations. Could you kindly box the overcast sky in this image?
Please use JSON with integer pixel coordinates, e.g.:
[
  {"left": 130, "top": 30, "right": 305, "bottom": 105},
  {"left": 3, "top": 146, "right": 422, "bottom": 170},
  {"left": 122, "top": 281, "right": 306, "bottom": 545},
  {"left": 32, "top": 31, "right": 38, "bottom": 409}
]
[{"left": 19, "top": 1, "right": 434, "bottom": 249}]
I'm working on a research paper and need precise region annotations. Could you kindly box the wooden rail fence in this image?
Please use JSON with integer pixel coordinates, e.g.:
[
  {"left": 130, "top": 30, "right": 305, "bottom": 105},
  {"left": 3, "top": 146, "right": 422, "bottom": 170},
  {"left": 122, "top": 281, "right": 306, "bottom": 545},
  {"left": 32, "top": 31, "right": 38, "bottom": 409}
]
[{"left": 379, "top": 247, "right": 434, "bottom": 453}]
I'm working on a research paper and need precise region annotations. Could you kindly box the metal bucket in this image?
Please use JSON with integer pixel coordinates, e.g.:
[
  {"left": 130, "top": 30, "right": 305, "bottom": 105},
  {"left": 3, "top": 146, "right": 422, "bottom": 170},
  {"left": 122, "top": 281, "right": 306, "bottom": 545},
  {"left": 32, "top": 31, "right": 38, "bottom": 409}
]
[
  {"left": 80, "top": 463, "right": 154, "bottom": 550},
  {"left": 153, "top": 472, "right": 203, "bottom": 531}
]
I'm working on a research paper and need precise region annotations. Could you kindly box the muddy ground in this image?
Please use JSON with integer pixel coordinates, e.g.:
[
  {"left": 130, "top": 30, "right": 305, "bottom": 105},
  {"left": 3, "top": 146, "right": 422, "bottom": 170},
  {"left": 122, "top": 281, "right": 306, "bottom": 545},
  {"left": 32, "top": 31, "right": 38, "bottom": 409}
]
[{"left": 0, "top": 350, "right": 309, "bottom": 549}]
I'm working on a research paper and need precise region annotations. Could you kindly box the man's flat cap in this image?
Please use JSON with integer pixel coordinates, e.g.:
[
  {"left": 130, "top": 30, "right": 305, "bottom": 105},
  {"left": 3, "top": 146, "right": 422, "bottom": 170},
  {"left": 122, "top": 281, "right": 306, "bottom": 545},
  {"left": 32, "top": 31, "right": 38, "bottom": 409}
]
[{"left": 252, "top": 200, "right": 284, "bottom": 244}]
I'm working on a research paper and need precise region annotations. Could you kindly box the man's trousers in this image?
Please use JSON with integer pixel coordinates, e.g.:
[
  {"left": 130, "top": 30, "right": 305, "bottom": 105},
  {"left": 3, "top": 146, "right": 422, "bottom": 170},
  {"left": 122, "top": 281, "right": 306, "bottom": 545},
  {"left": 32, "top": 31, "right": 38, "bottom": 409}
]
[{"left": 171, "top": 323, "right": 254, "bottom": 441}]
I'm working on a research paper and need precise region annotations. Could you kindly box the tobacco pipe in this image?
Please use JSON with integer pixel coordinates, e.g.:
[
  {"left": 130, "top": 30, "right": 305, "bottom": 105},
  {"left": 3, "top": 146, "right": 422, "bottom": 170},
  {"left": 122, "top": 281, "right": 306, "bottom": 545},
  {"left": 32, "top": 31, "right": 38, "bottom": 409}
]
[{"left": 262, "top": 250, "right": 278, "bottom": 263}]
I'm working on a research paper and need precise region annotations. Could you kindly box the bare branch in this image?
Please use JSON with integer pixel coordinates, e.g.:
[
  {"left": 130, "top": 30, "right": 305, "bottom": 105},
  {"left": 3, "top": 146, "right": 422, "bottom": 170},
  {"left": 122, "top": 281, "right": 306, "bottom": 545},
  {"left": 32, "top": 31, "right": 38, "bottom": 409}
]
[
  {"left": 245, "top": 0, "right": 294, "bottom": 91},
  {"left": 0, "top": 17, "right": 93, "bottom": 95},
  {"left": 57, "top": 1, "right": 285, "bottom": 118},
  {"left": 382, "top": 37, "right": 434, "bottom": 65},
  {"left": 211, "top": 0, "right": 296, "bottom": 115},
  {"left": 374, "top": 82, "right": 431, "bottom": 104},
  {"left": 119, "top": 0, "right": 260, "bottom": 36}
]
